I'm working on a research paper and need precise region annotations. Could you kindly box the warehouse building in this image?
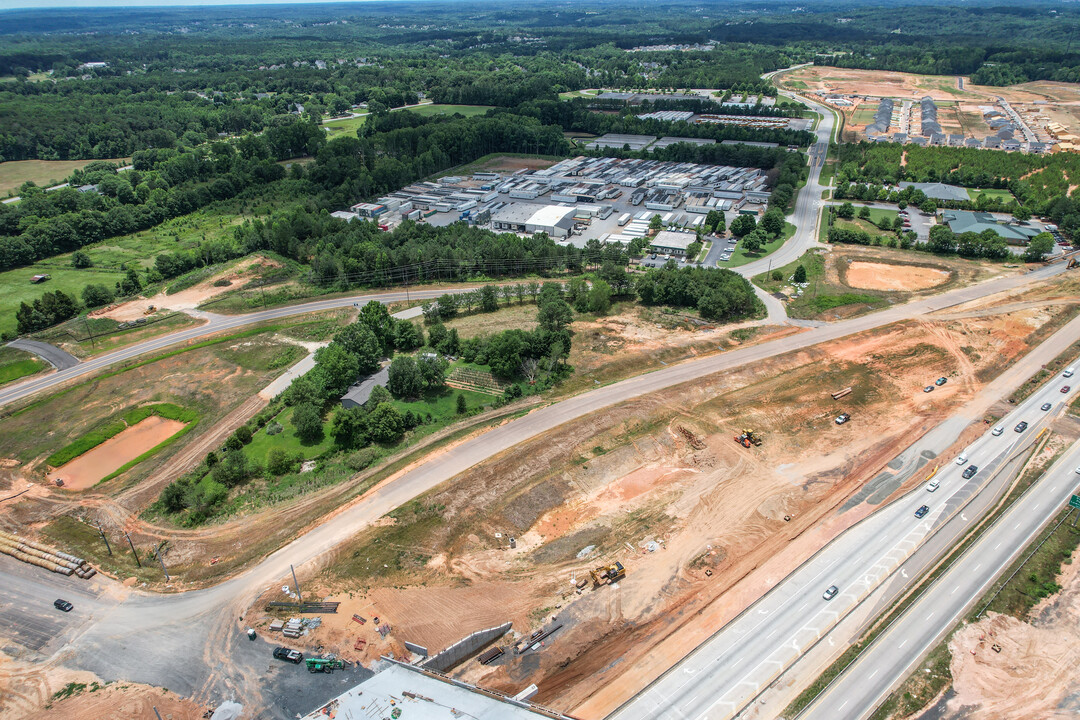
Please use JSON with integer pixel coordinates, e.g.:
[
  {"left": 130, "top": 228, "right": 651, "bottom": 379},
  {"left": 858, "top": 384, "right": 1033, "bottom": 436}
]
[
  {"left": 491, "top": 204, "right": 577, "bottom": 238},
  {"left": 942, "top": 210, "right": 1041, "bottom": 245},
  {"left": 650, "top": 230, "right": 698, "bottom": 256}
]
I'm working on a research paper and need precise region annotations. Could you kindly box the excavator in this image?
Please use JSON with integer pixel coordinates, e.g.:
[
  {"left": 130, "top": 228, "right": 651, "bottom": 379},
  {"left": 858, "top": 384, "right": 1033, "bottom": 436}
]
[
  {"left": 734, "top": 429, "right": 763, "bottom": 448},
  {"left": 590, "top": 561, "right": 626, "bottom": 587},
  {"left": 1067, "top": 257, "right": 1079, "bottom": 269}
]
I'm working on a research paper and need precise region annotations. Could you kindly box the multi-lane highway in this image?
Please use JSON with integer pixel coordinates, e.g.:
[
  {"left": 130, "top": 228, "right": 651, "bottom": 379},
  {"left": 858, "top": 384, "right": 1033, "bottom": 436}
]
[
  {"left": 610, "top": 355, "right": 1079, "bottom": 720},
  {"left": 802, "top": 386, "right": 1080, "bottom": 719}
]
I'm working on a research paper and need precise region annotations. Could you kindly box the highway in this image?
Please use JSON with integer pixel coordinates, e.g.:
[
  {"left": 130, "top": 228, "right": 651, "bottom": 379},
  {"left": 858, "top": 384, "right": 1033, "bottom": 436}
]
[
  {"left": 802, "top": 401, "right": 1080, "bottom": 719},
  {"left": 610, "top": 355, "right": 1080, "bottom": 720}
]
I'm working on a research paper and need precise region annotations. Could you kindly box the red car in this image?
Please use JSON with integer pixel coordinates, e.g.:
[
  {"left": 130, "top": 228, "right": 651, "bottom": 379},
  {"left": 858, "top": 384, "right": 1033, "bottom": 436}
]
[{"left": 1062, "top": 385, "right": 1071, "bottom": 393}]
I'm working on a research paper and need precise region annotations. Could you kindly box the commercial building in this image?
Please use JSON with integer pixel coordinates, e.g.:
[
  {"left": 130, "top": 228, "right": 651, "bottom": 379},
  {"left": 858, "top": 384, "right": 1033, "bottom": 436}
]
[
  {"left": 650, "top": 230, "right": 698, "bottom": 256},
  {"left": 491, "top": 204, "right": 576, "bottom": 238},
  {"left": 941, "top": 210, "right": 1042, "bottom": 245},
  {"left": 898, "top": 182, "right": 970, "bottom": 203}
]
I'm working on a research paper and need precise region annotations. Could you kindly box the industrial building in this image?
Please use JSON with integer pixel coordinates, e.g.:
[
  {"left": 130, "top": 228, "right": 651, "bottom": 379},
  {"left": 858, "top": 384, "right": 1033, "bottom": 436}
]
[
  {"left": 491, "top": 204, "right": 577, "bottom": 237},
  {"left": 650, "top": 230, "right": 699, "bottom": 256},
  {"left": 941, "top": 210, "right": 1042, "bottom": 245}
]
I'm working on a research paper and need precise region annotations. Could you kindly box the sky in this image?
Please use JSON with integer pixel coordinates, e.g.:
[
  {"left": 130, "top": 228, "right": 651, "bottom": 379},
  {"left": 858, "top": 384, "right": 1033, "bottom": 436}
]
[{"left": 1, "top": 0, "right": 382, "bottom": 8}]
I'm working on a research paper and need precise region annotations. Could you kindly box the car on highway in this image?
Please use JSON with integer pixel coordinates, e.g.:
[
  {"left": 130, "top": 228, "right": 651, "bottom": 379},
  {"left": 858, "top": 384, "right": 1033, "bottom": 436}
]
[
  {"left": 914, "top": 505, "right": 930, "bottom": 519},
  {"left": 926, "top": 479, "right": 940, "bottom": 492},
  {"left": 923, "top": 386, "right": 934, "bottom": 393},
  {"left": 1015, "top": 421, "right": 1029, "bottom": 432},
  {"left": 991, "top": 426, "right": 1004, "bottom": 436},
  {"left": 1062, "top": 385, "right": 1071, "bottom": 393},
  {"left": 835, "top": 412, "right": 851, "bottom": 425},
  {"left": 1041, "top": 402, "right": 1052, "bottom": 411},
  {"left": 955, "top": 453, "right": 967, "bottom": 465},
  {"left": 823, "top": 585, "right": 839, "bottom": 600},
  {"left": 962, "top": 464, "right": 979, "bottom": 479},
  {"left": 1064, "top": 367, "right": 1075, "bottom": 378},
  {"left": 53, "top": 599, "right": 73, "bottom": 612},
  {"left": 273, "top": 647, "right": 303, "bottom": 663},
  {"left": 935, "top": 377, "right": 948, "bottom": 386}
]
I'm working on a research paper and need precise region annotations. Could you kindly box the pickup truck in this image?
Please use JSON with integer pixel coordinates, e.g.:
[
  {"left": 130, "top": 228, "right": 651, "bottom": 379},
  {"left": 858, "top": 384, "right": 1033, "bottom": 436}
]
[{"left": 273, "top": 647, "right": 303, "bottom": 664}]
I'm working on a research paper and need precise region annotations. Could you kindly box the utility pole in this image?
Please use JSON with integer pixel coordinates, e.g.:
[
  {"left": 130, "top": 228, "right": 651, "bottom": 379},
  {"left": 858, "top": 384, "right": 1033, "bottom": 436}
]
[
  {"left": 83, "top": 316, "right": 96, "bottom": 348},
  {"left": 153, "top": 708, "right": 163, "bottom": 720},
  {"left": 124, "top": 531, "right": 141, "bottom": 567},
  {"left": 291, "top": 564, "right": 302, "bottom": 601},
  {"left": 96, "top": 525, "right": 112, "bottom": 556},
  {"left": 154, "top": 544, "right": 170, "bottom": 582}
]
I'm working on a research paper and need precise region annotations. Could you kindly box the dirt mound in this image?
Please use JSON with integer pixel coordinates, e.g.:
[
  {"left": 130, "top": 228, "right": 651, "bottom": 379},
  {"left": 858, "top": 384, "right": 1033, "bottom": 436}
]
[
  {"left": 944, "top": 547, "right": 1080, "bottom": 720},
  {"left": 53, "top": 416, "right": 187, "bottom": 490},
  {"left": 846, "top": 261, "right": 950, "bottom": 292},
  {"left": 20, "top": 683, "right": 204, "bottom": 720}
]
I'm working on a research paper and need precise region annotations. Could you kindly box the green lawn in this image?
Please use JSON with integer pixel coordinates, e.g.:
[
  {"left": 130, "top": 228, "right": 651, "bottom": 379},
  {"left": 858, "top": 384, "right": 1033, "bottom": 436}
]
[
  {"left": 392, "top": 383, "right": 493, "bottom": 423},
  {"left": 322, "top": 114, "right": 368, "bottom": 137},
  {"left": 245, "top": 405, "right": 336, "bottom": 467},
  {"left": 752, "top": 249, "right": 887, "bottom": 320},
  {"left": 0, "top": 157, "right": 129, "bottom": 196},
  {"left": 0, "top": 267, "right": 126, "bottom": 338},
  {"left": 0, "top": 346, "right": 47, "bottom": 385},
  {"left": 404, "top": 104, "right": 494, "bottom": 118},
  {"left": 724, "top": 222, "right": 796, "bottom": 268},
  {"left": 967, "top": 188, "right": 1015, "bottom": 203}
]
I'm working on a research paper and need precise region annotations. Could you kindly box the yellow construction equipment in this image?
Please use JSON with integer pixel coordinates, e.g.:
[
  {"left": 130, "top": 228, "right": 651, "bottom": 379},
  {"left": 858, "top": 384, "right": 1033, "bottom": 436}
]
[
  {"left": 1067, "top": 257, "right": 1079, "bottom": 269},
  {"left": 734, "top": 429, "right": 763, "bottom": 448},
  {"left": 590, "top": 561, "right": 625, "bottom": 586}
]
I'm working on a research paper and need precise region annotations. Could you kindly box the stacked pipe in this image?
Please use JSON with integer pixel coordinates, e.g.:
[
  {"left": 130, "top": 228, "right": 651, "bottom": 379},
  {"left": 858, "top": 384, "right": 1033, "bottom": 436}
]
[{"left": 0, "top": 530, "right": 96, "bottom": 579}]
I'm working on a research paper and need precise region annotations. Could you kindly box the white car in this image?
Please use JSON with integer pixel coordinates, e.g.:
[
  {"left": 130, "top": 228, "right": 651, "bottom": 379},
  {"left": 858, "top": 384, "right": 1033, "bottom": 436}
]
[
  {"left": 926, "top": 479, "right": 940, "bottom": 492},
  {"left": 991, "top": 426, "right": 1003, "bottom": 436},
  {"left": 955, "top": 453, "right": 967, "bottom": 465}
]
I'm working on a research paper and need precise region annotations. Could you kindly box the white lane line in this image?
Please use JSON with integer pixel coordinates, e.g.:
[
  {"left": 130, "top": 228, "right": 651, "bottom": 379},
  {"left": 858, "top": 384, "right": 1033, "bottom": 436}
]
[
  {"left": 868, "top": 669, "right": 879, "bottom": 680},
  {"left": 926, "top": 611, "right": 935, "bottom": 621},
  {"left": 899, "top": 639, "right": 908, "bottom": 648}
]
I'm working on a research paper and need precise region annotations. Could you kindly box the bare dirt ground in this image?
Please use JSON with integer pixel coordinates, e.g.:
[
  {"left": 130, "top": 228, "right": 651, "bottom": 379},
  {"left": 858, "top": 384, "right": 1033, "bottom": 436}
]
[
  {"left": 286, "top": 282, "right": 1080, "bottom": 716},
  {"left": 846, "top": 261, "right": 951, "bottom": 292},
  {"left": 100, "top": 256, "right": 282, "bottom": 321},
  {"left": 944, "top": 547, "right": 1080, "bottom": 719},
  {"left": 53, "top": 417, "right": 187, "bottom": 490}
]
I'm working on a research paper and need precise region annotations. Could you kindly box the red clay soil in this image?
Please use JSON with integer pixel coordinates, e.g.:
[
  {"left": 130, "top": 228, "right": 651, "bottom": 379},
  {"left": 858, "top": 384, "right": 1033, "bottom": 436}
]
[{"left": 53, "top": 417, "right": 187, "bottom": 490}]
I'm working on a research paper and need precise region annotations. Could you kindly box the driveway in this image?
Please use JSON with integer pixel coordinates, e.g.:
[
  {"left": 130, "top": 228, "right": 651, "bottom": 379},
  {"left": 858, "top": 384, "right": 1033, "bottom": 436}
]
[{"left": 7, "top": 338, "right": 79, "bottom": 370}]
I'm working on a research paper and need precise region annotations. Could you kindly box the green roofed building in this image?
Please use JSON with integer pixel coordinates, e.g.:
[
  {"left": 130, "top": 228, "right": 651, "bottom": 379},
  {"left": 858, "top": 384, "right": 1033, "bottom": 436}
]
[{"left": 941, "top": 210, "right": 1041, "bottom": 245}]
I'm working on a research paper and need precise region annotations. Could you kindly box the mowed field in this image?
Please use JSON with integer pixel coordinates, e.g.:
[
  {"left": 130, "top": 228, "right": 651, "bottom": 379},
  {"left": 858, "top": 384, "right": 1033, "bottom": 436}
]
[
  {"left": 0, "top": 158, "right": 129, "bottom": 196},
  {"left": 322, "top": 104, "right": 494, "bottom": 137}
]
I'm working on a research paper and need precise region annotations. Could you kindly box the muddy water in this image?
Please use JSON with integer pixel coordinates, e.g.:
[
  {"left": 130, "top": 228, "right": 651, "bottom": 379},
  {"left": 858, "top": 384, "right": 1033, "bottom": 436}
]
[{"left": 54, "top": 416, "right": 187, "bottom": 490}]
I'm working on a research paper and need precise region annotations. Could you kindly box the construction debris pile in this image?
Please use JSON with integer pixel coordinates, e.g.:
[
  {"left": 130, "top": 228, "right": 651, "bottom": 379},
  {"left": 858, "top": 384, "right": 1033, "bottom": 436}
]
[
  {"left": 0, "top": 530, "right": 96, "bottom": 579},
  {"left": 269, "top": 616, "right": 322, "bottom": 639}
]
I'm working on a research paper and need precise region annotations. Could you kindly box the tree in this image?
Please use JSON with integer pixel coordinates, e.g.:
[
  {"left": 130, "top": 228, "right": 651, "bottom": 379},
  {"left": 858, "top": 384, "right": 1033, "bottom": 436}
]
[
  {"left": 160, "top": 481, "right": 186, "bottom": 513},
  {"left": 686, "top": 241, "right": 703, "bottom": 260},
  {"left": 730, "top": 214, "right": 756, "bottom": 237},
  {"left": 741, "top": 230, "right": 766, "bottom": 254},
  {"left": 771, "top": 270, "right": 783, "bottom": 281},
  {"left": 836, "top": 202, "right": 856, "bottom": 220},
  {"left": 333, "top": 323, "right": 382, "bottom": 375},
  {"left": 538, "top": 299, "right": 574, "bottom": 333},
  {"left": 919, "top": 199, "right": 938, "bottom": 216},
  {"left": 417, "top": 353, "right": 449, "bottom": 389},
  {"left": 761, "top": 208, "right": 785, "bottom": 236},
  {"left": 81, "top": 283, "right": 114, "bottom": 308},
  {"left": 705, "top": 209, "right": 723, "bottom": 235},
  {"left": 292, "top": 402, "right": 324, "bottom": 443},
  {"left": 234, "top": 426, "right": 252, "bottom": 445},
  {"left": 1013, "top": 206, "right": 1031, "bottom": 223},
  {"left": 456, "top": 393, "right": 467, "bottom": 414},
  {"left": 1023, "top": 232, "right": 1054, "bottom": 262},
  {"left": 427, "top": 322, "right": 449, "bottom": 351},
  {"left": 367, "top": 402, "right": 405, "bottom": 443},
  {"left": 369, "top": 384, "right": 393, "bottom": 406},
  {"left": 313, "top": 344, "right": 361, "bottom": 397},
  {"left": 267, "top": 448, "right": 301, "bottom": 475},
  {"left": 927, "top": 224, "right": 957, "bottom": 254},
  {"left": 588, "top": 279, "right": 613, "bottom": 314},
  {"left": 858, "top": 206, "right": 872, "bottom": 220},
  {"left": 437, "top": 293, "right": 458, "bottom": 319},
  {"left": 793, "top": 264, "right": 808, "bottom": 283},
  {"left": 71, "top": 250, "right": 93, "bottom": 268},
  {"left": 388, "top": 355, "right": 422, "bottom": 398},
  {"left": 393, "top": 319, "right": 424, "bottom": 351},
  {"left": 212, "top": 449, "right": 252, "bottom": 488},
  {"left": 480, "top": 284, "right": 499, "bottom": 312},
  {"left": 485, "top": 330, "right": 527, "bottom": 379},
  {"left": 330, "top": 406, "right": 369, "bottom": 448},
  {"left": 357, "top": 301, "right": 394, "bottom": 354},
  {"left": 649, "top": 214, "right": 663, "bottom": 231}
]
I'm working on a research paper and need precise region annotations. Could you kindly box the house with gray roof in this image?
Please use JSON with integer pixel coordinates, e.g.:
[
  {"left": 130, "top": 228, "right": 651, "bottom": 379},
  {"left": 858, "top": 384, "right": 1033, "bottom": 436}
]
[{"left": 340, "top": 366, "right": 390, "bottom": 409}]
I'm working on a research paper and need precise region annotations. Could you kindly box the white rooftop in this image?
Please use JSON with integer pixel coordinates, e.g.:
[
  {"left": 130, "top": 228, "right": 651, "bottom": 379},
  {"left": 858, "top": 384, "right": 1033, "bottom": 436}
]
[
  {"left": 527, "top": 204, "right": 577, "bottom": 227},
  {"left": 301, "top": 662, "right": 559, "bottom": 720},
  {"left": 651, "top": 230, "right": 697, "bottom": 250}
]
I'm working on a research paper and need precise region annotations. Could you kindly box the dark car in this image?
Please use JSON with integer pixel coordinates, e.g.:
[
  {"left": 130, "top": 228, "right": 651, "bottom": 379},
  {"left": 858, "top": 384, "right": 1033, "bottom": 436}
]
[
  {"left": 935, "top": 377, "right": 948, "bottom": 386},
  {"left": 1062, "top": 386, "right": 1071, "bottom": 393},
  {"left": 823, "top": 585, "right": 839, "bottom": 600},
  {"left": 962, "top": 464, "right": 978, "bottom": 479},
  {"left": 923, "top": 386, "right": 934, "bottom": 393},
  {"left": 1041, "top": 402, "right": 1052, "bottom": 411},
  {"left": 53, "top": 599, "right": 73, "bottom": 612},
  {"left": 914, "top": 505, "right": 930, "bottom": 519},
  {"left": 273, "top": 647, "right": 303, "bottom": 664},
  {"left": 1015, "top": 421, "right": 1029, "bottom": 433}
]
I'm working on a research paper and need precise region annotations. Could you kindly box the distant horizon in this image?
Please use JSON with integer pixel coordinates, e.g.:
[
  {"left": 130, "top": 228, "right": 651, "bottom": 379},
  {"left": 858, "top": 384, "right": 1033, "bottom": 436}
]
[{"left": 1, "top": 0, "right": 409, "bottom": 9}]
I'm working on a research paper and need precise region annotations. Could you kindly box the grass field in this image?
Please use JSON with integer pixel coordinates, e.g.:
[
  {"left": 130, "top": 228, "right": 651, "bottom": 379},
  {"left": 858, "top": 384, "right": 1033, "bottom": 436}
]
[
  {"left": 967, "top": 188, "right": 1015, "bottom": 203},
  {"left": 0, "top": 158, "right": 129, "bottom": 196},
  {"left": 753, "top": 249, "right": 887, "bottom": 319},
  {"left": 0, "top": 267, "right": 127, "bottom": 338},
  {"left": 725, "top": 222, "right": 797, "bottom": 268},
  {"left": 404, "top": 104, "right": 494, "bottom": 118},
  {"left": 0, "top": 346, "right": 47, "bottom": 385},
  {"left": 322, "top": 115, "right": 368, "bottom": 137}
]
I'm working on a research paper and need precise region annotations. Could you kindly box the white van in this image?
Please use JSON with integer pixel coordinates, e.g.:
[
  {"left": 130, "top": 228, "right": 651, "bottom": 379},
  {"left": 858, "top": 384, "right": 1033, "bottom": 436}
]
[
  {"left": 955, "top": 453, "right": 968, "bottom": 465},
  {"left": 1064, "top": 367, "right": 1075, "bottom": 378}
]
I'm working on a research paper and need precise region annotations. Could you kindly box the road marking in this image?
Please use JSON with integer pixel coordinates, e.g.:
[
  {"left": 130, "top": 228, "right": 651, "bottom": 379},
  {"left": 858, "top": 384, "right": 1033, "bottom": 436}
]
[
  {"left": 839, "top": 700, "right": 849, "bottom": 711},
  {"left": 974, "top": 563, "right": 982, "bottom": 571},
  {"left": 899, "top": 639, "right": 908, "bottom": 648},
  {"left": 926, "top": 611, "right": 935, "bottom": 620},
  {"left": 868, "top": 669, "right": 879, "bottom": 680}
]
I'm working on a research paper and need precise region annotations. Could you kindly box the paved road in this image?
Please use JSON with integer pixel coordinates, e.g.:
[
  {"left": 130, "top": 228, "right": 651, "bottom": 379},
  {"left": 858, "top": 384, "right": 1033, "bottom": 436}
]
[
  {"left": 610, "top": 349, "right": 1080, "bottom": 720},
  {"left": 0, "top": 287, "right": 455, "bottom": 409},
  {"left": 802, "top": 428, "right": 1080, "bottom": 719},
  {"left": 0, "top": 260, "right": 1070, "bottom": 717},
  {"left": 7, "top": 338, "right": 80, "bottom": 370}
]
